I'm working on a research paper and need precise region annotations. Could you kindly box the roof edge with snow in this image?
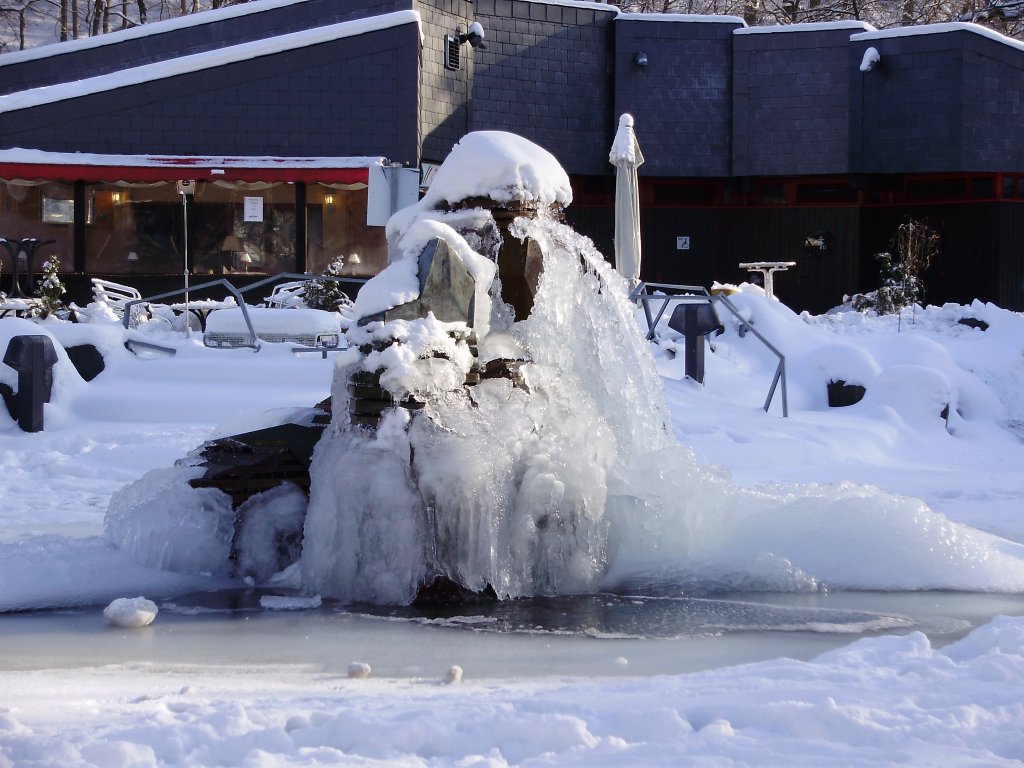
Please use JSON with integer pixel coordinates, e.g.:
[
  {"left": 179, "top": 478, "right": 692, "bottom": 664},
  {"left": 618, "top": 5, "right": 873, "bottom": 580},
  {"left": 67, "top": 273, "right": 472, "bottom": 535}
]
[
  {"left": 0, "top": 148, "right": 386, "bottom": 183},
  {"left": 0, "top": 10, "right": 422, "bottom": 116},
  {"left": 851, "top": 21, "right": 1024, "bottom": 53},
  {"left": 0, "top": 0, "right": 317, "bottom": 69},
  {"left": 734, "top": 20, "right": 876, "bottom": 35},
  {"left": 617, "top": 12, "right": 745, "bottom": 24}
]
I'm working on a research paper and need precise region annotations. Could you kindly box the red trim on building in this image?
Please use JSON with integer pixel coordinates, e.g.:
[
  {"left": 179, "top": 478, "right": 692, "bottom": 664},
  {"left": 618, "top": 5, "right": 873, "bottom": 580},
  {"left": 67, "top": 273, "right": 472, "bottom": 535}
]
[{"left": 0, "top": 162, "right": 371, "bottom": 184}]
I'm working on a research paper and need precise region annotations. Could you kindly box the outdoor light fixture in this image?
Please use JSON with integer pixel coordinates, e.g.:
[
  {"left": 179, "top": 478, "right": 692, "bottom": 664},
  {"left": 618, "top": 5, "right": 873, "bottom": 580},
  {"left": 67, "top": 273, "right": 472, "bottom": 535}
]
[
  {"left": 459, "top": 21, "right": 486, "bottom": 50},
  {"left": 635, "top": 51, "right": 648, "bottom": 68},
  {"left": 323, "top": 193, "right": 336, "bottom": 209},
  {"left": 111, "top": 191, "right": 123, "bottom": 205},
  {"left": 859, "top": 46, "right": 881, "bottom": 72}
]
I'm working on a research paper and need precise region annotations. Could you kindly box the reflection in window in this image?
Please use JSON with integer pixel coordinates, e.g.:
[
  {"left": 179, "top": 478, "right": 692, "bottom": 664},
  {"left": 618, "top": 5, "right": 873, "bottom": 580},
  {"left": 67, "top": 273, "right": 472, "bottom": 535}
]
[
  {"left": 84, "top": 181, "right": 300, "bottom": 276},
  {"left": 0, "top": 179, "right": 75, "bottom": 273},
  {"left": 307, "top": 182, "right": 387, "bottom": 276}
]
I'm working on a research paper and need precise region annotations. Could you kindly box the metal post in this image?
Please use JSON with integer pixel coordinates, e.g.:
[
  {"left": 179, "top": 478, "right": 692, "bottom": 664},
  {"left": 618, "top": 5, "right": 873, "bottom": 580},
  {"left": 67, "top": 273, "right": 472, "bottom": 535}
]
[{"left": 182, "top": 190, "right": 190, "bottom": 337}]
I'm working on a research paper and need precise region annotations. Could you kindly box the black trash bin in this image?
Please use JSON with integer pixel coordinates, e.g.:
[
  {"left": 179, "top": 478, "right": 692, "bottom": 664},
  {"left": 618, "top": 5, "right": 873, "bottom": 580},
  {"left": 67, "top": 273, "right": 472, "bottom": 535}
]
[
  {"left": 667, "top": 302, "right": 722, "bottom": 384},
  {"left": 3, "top": 334, "right": 59, "bottom": 432}
]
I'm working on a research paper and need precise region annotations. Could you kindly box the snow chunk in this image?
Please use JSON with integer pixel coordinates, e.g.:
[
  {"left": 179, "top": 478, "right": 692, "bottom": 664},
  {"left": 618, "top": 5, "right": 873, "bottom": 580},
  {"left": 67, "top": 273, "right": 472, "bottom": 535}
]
[
  {"left": 860, "top": 46, "right": 881, "bottom": 71},
  {"left": 347, "top": 662, "right": 372, "bottom": 679},
  {"left": 103, "top": 596, "right": 158, "bottom": 628},
  {"left": 260, "top": 594, "right": 322, "bottom": 610},
  {"left": 444, "top": 665, "right": 463, "bottom": 684}
]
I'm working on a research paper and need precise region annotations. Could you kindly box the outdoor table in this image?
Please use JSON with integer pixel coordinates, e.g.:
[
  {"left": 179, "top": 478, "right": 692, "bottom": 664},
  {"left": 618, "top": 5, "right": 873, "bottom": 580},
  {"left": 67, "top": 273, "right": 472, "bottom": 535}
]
[
  {"left": 738, "top": 261, "right": 796, "bottom": 300},
  {"left": 169, "top": 298, "right": 237, "bottom": 331}
]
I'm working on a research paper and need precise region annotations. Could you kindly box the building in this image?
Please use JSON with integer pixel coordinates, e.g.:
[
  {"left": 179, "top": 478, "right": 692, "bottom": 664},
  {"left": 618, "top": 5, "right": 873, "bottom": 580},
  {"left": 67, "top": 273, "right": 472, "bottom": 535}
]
[{"left": 1, "top": 0, "right": 1023, "bottom": 312}]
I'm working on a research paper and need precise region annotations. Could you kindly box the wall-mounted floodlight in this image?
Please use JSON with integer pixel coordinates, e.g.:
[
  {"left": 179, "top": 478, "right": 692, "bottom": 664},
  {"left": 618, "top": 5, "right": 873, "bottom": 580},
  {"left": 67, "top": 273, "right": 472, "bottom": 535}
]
[
  {"left": 635, "top": 51, "right": 648, "bottom": 68},
  {"left": 459, "top": 21, "right": 486, "bottom": 50},
  {"left": 860, "top": 46, "right": 881, "bottom": 72}
]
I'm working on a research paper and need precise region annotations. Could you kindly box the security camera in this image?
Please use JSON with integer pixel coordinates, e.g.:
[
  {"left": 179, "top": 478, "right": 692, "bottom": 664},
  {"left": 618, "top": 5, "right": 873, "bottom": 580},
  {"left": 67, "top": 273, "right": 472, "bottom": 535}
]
[{"left": 459, "top": 21, "right": 486, "bottom": 50}]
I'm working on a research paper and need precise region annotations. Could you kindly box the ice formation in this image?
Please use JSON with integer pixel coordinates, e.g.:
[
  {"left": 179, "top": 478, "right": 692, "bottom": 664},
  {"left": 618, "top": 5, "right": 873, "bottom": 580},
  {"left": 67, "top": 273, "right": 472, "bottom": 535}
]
[{"left": 103, "top": 596, "right": 158, "bottom": 628}]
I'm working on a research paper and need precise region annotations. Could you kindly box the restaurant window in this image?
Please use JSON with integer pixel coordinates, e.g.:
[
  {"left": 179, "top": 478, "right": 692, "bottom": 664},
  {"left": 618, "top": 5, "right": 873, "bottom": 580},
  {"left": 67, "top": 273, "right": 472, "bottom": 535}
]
[
  {"left": 85, "top": 180, "right": 299, "bottom": 275},
  {"left": 306, "top": 182, "right": 387, "bottom": 277},
  {"left": 0, "top": 179, "right": 75, "bottom": 274}
]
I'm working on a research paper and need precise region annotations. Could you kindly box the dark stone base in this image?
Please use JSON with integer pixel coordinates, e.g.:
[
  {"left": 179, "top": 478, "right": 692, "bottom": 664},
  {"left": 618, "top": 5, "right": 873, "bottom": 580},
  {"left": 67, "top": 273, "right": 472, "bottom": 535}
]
[{"left": 414, "top": 575, "right": 498, "bottom": 606}]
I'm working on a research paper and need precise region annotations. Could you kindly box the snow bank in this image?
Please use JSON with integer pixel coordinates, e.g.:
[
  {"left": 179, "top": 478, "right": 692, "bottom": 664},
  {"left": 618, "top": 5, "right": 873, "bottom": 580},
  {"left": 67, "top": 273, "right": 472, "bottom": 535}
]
[{"left": 2, "top": 616, "right": 1023, "bottom": 765}]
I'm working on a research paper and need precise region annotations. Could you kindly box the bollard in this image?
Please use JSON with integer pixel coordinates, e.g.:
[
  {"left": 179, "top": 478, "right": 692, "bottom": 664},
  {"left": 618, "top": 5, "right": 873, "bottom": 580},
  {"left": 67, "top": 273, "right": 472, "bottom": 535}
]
[
  {"left": 668, "top": 302, "right": 722, "bottom": 384},
  {"left": 3, "top": 335, "right": 58, "bottom": 432}
]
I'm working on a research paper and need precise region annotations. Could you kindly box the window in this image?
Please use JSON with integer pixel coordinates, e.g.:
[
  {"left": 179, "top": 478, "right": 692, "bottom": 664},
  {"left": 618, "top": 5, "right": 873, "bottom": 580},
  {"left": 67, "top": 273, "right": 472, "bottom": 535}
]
[
  {"left": 307, "top": 183, "right": 387, "bottom": 277},
  {"left": 0, "top": 180, "right": 75, "bottom": 273},
  {"left": 445, "top": 35, "right": 460, "bottom": 70}
]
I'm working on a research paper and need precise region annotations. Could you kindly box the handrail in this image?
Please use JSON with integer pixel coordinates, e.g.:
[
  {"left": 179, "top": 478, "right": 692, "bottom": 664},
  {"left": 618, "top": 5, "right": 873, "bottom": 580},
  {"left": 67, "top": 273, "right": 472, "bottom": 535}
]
[
  {"left": 122, "top": 278, "right": 261, "bottom": 351},
  {"left": 630, "top": 281, "right": 711, "bottom": 341},
  {"left": 712, "top": 293, "right": 789, "bottom": 417},
  {"left": 630, "top": 281, "right": 789, "bottom": 417}
]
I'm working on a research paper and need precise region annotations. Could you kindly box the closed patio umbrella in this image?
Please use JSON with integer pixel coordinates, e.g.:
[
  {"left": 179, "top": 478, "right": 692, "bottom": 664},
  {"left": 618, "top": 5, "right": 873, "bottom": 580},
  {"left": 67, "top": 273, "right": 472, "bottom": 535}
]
[{"left": 609, "top": 113, "right": 644, "bottom": 283}]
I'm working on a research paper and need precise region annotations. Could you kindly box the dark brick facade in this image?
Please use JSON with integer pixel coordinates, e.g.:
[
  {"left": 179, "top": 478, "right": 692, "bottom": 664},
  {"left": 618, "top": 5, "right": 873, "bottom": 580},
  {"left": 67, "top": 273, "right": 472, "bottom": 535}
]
[
  {"left": 733, "top": 23, "right": 867, "bottom": 177},
  {"left": 851, "top": 27, "right": 1024, "bottom": 174},
  {"left": 470, "top": 0, "right": 617, "bottom": 175},
  {"left": 0, "top": 0, "right": 408, "bottom": 96},
  {"left": 0, "top": 24, "right": 421, "bottom": 161},
  {"left": 615, "top": 17, "right": 740, "bottom": 177}
]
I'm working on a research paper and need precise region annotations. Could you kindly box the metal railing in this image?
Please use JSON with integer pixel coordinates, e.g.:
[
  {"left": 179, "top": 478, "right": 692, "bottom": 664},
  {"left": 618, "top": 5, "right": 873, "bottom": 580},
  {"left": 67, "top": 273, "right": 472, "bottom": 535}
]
[
  {"left": 712, "top": 293, "right": 789, "bottom": 417},
  {"left": 121, "top": 273, "right": 367, "bottom": 352},
  {"left": 631, "top": 281, "right": 789, "bottom": 417}
]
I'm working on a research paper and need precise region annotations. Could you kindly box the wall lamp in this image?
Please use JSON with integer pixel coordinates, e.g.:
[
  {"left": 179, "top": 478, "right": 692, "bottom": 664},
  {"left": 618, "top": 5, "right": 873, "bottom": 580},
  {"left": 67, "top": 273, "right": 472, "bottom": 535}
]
[
  {"left": 459, "top": 21, "right": 486, "bottom": 50},
  {"left": 859, "top": 46, "right": 881, "bottom": 72},
  {"left": 635, "top": 51, "right": 648, "bottom": 68}
]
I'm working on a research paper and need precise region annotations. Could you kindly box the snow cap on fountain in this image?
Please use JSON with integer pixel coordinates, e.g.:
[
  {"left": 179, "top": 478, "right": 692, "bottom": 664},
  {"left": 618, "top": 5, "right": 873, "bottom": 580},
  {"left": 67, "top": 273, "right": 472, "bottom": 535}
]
[{"left": 419, "top": 131, "right": 573, "bottom": 210}]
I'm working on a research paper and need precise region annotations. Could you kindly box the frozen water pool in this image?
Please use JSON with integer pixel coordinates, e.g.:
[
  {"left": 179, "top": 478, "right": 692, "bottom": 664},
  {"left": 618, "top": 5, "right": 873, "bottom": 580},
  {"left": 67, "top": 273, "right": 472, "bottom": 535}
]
[{"left": 3, "top": 590, "right": 1023, "bottom": 678}]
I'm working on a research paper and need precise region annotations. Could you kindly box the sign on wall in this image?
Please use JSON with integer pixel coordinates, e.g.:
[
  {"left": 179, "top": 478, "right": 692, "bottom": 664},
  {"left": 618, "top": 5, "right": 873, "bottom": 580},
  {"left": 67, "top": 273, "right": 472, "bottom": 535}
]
[
  {"left": 677, "top": 236, "right": 691, "bottom": 250},
  {"left": 244, "top": 196, "right": 264, "bottom": 223}
]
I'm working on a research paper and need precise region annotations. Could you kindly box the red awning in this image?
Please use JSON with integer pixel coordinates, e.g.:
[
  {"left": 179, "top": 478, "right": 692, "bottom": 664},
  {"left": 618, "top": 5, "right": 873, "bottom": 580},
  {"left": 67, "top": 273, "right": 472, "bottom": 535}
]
[{"left": 0, "top": 160, "right": 372, "bottom": 184}]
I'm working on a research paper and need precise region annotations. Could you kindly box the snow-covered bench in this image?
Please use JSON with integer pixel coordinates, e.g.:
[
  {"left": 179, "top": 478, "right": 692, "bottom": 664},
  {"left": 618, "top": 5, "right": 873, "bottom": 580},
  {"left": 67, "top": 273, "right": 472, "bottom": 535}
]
[{"left": 203, "top": 306, "right": 342, "bottom": 349}]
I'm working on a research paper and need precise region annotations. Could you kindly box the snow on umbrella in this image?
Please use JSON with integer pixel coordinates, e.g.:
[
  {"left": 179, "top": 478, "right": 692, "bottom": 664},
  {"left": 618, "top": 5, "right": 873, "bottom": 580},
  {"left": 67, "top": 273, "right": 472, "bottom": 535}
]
[{"left": 609, "top": 113, "right": 644, "bottom": 283}]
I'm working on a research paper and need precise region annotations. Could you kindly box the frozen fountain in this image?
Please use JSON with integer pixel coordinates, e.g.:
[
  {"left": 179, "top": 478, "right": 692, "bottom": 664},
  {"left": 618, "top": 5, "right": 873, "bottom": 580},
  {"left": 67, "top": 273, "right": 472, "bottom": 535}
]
[
  {"left": 300, "top": 131, "right": 675, "bottom": 604},
  {"left": 105, "top": 131, "right": 1024, "bottom": 609}
]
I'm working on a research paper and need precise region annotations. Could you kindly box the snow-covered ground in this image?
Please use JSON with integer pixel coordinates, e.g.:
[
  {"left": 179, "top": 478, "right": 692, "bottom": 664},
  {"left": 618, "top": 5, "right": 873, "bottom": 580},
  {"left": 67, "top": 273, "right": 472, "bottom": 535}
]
[{"left": 0, "top": 286, "right": 1023, "bottom": 765}]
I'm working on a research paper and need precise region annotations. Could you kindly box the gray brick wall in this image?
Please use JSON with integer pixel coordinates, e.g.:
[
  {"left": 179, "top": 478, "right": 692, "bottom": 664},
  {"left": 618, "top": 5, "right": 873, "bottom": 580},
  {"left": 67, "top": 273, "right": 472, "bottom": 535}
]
[
  {"left": 614, "top": 18, "right": 740, "bottom": 177},
  {"left": 849, "top": 32, "right": 963, "bottom": 174},
  {"left": 471, "top": 0, "right": 617, "bottom": 175},
  {"left": 0, "top": 24, "right": 421, "bottom": 162},
  {"left": 852, "top": 29, "right": 1024, "bottom": 175},
  {"left": 0, "top": 0, "right": 409, "bottom": 95},
  {"left": 416, "top": 0, "right": 473, "bottom": 164},
  {"left": 733, "top": 25, "right": 858, "bottom": 177},
  {"left": 960, "top": 35, "right": 1024, "bottom": 172}
]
